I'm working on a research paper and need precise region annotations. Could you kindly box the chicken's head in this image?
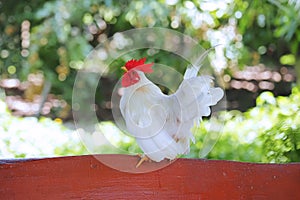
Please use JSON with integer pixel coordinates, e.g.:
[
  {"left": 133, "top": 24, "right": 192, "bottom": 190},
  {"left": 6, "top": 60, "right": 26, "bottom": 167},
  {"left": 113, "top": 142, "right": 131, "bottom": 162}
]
[{"left": 121, "top": 58, "right": 154, "bottom": 87}]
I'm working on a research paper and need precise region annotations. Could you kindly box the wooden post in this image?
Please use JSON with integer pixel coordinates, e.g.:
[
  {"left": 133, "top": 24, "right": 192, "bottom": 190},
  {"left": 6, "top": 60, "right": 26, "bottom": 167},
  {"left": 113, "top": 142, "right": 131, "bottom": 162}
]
[{"left": 1, "top": 154, "right": 299, "bottom": 199}]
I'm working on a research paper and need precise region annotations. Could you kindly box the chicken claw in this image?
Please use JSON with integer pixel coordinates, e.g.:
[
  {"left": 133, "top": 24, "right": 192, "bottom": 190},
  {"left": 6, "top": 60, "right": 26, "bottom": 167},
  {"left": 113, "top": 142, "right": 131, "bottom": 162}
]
[{"left": 136, "top": 154, "right": 150, "bottom": 168}]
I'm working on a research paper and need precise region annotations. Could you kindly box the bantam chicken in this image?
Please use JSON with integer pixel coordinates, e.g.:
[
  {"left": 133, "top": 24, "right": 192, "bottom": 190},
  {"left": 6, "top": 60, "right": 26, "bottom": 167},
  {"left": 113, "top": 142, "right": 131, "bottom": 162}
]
[{"left": 119, "top": 56, "right": 224, "bottom": 167}]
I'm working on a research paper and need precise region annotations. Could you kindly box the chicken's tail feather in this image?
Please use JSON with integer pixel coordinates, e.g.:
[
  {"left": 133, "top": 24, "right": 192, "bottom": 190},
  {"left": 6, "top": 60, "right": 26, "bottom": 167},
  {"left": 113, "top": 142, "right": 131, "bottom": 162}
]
[{"left": 183, "top": 45, "right": 220, "bottom": 80}]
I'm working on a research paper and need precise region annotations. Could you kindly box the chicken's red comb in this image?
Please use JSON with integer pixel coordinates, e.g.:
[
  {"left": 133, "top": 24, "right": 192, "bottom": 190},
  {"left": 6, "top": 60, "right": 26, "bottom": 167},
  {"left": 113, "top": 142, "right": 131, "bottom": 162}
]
[
  {"left": 124, "top": 58, "right": 147, "bottom": 71},
  {"left": 121, "top": 58, "right": 154, "bottom": 87}
]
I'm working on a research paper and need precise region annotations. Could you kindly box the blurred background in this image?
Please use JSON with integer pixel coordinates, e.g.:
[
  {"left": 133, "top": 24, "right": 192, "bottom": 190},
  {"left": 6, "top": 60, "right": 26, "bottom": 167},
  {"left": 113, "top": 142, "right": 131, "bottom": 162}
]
[{"left": 0, "top": 0, "right": 299, "bottom": 163}]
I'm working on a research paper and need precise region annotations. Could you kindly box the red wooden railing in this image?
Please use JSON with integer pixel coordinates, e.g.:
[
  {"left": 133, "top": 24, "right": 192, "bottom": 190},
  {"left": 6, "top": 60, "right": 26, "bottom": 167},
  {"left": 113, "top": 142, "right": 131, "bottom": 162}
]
[{"left": 1, "top": 154, "right": 300, "bottom": 199}]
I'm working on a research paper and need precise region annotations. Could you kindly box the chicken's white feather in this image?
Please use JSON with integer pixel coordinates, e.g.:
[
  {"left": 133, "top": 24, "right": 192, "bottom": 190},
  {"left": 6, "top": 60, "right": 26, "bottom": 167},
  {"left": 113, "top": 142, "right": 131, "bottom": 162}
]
[
  {"left": 183, "top": 48, "right": 213, "bottom": 80},
  {"left": 120, "top": 54, "right": 224, "bottom": 162}
]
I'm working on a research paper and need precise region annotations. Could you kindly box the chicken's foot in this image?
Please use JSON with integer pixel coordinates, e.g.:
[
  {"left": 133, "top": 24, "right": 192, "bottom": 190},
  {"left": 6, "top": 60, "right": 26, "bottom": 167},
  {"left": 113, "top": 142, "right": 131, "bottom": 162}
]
[{"left": 136, "top": 154, "right": 150, "bottom": 168}]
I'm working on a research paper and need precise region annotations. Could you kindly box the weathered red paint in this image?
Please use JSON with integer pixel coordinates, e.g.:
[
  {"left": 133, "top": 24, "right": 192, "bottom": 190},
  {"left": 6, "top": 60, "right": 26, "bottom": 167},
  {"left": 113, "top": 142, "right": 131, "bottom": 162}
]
[{"left": 1, "top": 154, "right": 299, "bottom": 199}]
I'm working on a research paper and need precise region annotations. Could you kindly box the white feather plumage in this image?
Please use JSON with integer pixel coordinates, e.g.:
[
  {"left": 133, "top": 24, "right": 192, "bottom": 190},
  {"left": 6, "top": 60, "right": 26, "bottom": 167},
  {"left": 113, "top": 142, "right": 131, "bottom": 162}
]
[{"left": 120, "top": 61, "right": 224, "bottom": 162}]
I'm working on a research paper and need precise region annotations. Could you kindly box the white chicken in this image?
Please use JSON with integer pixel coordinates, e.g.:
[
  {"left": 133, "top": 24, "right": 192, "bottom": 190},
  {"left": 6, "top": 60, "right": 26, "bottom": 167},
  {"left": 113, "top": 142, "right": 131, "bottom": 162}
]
[{"left": 119, "top": 56, "right": 224, "bottom": 167}]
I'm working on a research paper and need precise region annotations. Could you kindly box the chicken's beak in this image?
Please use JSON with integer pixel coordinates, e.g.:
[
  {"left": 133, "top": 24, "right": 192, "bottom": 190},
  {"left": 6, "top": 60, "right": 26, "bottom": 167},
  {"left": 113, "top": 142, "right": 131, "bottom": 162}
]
[{"left": 121, "top": 66, "right": 128, "bottom": 72}]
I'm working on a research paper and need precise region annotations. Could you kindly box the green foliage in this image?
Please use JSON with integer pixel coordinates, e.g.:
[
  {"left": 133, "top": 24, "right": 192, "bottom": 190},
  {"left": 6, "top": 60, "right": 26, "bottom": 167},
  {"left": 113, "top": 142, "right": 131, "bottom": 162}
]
[
  {"left": 0, "top": 99, "right": 88, "bottom": 158},
  {"left": 1, "top": 87, "right": 299, "bottom": 163},
  {"left": 0, "top": 0, "right": 246, "bottom": 104},
  {"left": 1, "top": 0, "right": 299, "bottom": 107},
  {"left": 259, "top": 87, "right": 300, "bottom": 162},
  {"left": 189, "top": 86, "right": 300, "bottom": 163},
  {"left": 233, "top": 0, "right": 300, "bottom": 81}
]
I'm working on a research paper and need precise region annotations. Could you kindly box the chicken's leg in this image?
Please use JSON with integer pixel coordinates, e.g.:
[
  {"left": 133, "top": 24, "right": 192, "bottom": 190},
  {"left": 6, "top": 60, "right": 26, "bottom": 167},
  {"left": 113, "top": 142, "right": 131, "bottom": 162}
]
[{"left": 136, "top": 154, "right": 150, "bottom": 168}]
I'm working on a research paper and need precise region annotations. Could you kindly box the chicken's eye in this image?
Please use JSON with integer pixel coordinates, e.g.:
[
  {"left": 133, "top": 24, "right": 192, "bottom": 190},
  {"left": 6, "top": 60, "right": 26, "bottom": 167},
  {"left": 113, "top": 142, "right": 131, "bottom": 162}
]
[{"left": 128, "top": 71, "right": 140, "bottom": 82}]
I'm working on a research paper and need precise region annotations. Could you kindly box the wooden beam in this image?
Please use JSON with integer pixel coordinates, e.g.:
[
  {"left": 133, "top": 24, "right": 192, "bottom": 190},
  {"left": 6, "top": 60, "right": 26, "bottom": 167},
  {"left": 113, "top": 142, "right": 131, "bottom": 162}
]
[{"left": 1, "top": 155, "right": 299, "bottom": 199}]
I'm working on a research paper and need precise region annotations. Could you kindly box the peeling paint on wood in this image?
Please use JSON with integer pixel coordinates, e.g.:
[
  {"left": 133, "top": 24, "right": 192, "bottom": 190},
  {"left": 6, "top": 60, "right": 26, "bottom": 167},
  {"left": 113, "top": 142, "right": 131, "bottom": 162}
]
[{"left": 1, "top": 154, "right": 300, "bottom": 199}]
